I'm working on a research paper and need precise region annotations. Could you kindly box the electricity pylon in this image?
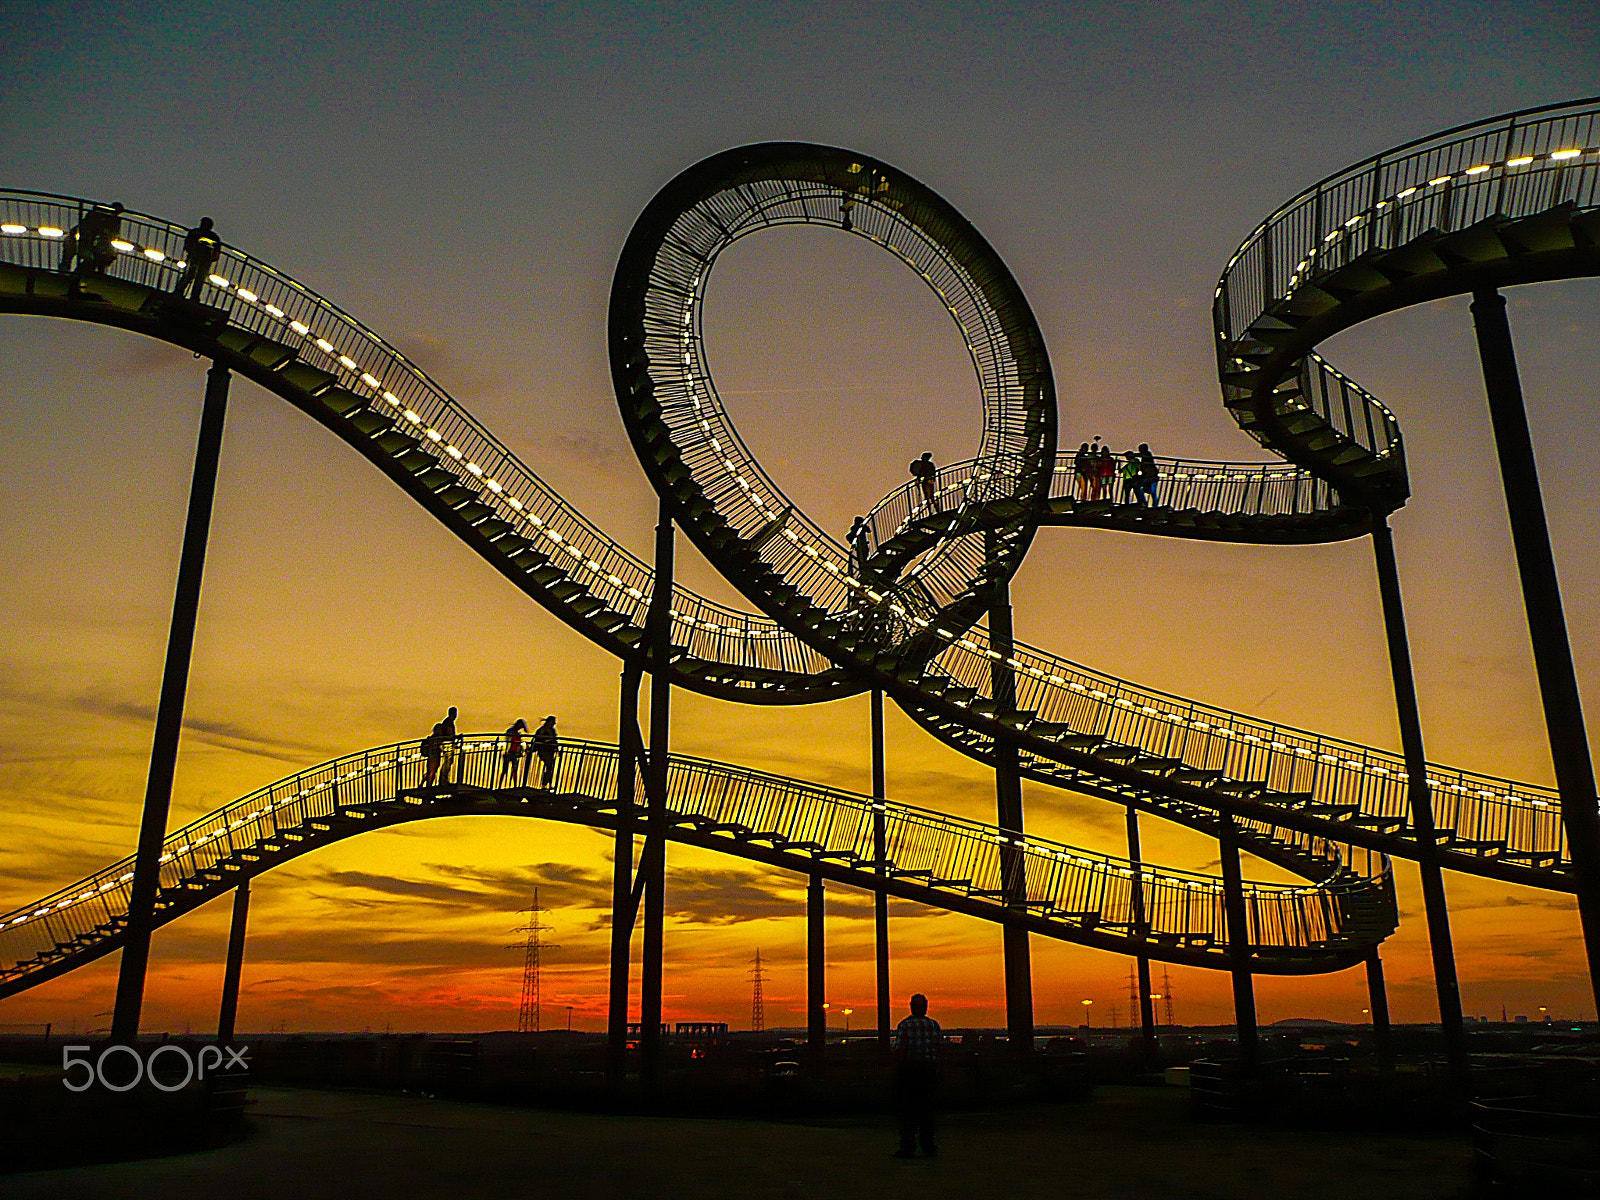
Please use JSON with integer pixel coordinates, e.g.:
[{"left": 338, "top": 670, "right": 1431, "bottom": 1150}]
[
  {"left": 750, "top": 948, "right": 768, "bottom": 1033},
  {"left": 509, "top": 888, "right": 558, "bottom": 1033}
]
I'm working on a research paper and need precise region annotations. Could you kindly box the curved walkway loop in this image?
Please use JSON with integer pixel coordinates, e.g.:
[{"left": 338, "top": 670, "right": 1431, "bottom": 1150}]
[
  {"left": 0, "top": 99, "right": 1595, "bottom": 1011},
  {"left": 0, "top": 740, "right": 1393, "bottom": 1000}
]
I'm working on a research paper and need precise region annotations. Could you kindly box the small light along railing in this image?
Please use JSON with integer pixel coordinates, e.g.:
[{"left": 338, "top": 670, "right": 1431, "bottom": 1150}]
[
  {"left": 1215, "top": 98, "right": 1599, "bottom": 468},
  {"left": 0, "top": 738, "right": 1386, "bottom": 982},
  {"left": 0, "top": 192, "right": 836, "bottom": 684}
]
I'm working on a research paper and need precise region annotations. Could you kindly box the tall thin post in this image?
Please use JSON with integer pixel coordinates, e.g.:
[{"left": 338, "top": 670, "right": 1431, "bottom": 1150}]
[
  {"left": 1366, "top": 950, "right": 1394, "bottom": 1075},
  {"left": 1471, "top": 288, "right": 1600, "bottom": 1011},
  {"left": 112, "top": 362, "right": 231, "bottom": 1044},
  {"left": 808, "top": 873, "right": 826, "bottom": 1060},
  {"left": 986, "top": 532, "right": 1033, "bottom": 1053},
  {"left": 1125, "top": 804, "right": 1157, "bottom": 1059},
  {"left": 607, "top": 661, "right": 643, "bottom": 1088},
  {"left": 871, "top": 688, "right": 890, "bottom": 1048},
  {"left": 1371, "top": 520, "right": 1470, "bottom": 1090},
  {"left": 1218, "top": 820, "right": 1258, "bottom": 1074},
  {"left": 640, "top": 500, "right": 673, "bottom": 1086},
  {"left": 216, "top": 880, "right": 250, "bottom": 1044}
]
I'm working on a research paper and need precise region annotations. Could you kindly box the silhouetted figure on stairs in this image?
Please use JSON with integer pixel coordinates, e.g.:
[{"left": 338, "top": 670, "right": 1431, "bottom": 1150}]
[
  {"left": 60, "top": 202, "right": 123, "bottom": 294},
  {"left": 910, "top": 452, "right": 938, "bottom": 514},
  {"left": 532, "top": 716, "right": 559, "bottom": 789},
  {"left": 1137, "top": 444, "right": 1159, "bottom": 506},
  {"left": 849, "top": 515, "right": 872, "bottom": 581},
  {"left": 437, "top": 706, "right": 459, "bottom": 785},
  {"left": 171, "top": 217, "right": 223, "bottom": 301},
  {"left": 500, "top": 718, "right": 528, "bottom": 786}
]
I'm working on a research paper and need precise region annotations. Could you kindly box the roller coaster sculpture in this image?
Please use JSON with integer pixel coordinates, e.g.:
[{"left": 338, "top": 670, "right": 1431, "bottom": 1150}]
[{"left": 1, "top": 99, "right": 1597, "bottom": 1060}]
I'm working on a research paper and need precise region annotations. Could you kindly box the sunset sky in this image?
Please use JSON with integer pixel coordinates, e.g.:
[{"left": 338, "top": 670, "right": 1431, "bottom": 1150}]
[{"left": 2, "top": 2, "right": 1599, "bottom": 1037}]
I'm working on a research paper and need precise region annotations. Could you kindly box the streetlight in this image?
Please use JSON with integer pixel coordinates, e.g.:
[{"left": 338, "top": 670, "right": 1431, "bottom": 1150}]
[
  {"left": 842, "top": 1008, "right": 854, "bottom": 1038},
  {"left": 1081, "top": 999, "right": 1093, "bottom": 1029},
  {"left": 1149, "top": 994, "right": 1162, "bottom": 1027},
  {"left": 566, "top": 1005, "right": 573, "bottom": 1033},
  {"left": 1539, "top": 1006, "right": 1549, "bottom": 1023}
]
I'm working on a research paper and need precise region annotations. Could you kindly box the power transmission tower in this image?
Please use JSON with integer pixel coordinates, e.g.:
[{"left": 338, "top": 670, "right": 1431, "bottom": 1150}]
[
  {"left": 1161, "top": 965, "right": 1176, "bottom": 1028},
  {"left": 508, "top": 888, "right": 559, "bottom": 1033},
  {"left": 750, "top": 948, "right": 768, "bottom": 1033},
  {"left": 1128, "top": 964, "right": 1140, "bottom": 1026}
]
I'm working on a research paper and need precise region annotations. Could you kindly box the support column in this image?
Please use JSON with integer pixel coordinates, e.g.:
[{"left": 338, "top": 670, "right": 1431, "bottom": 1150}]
[
  {"left": 1125, "top": 804, "right": 1157, "bottom": 1060},
  {"left": 808, "top": 874, "right": 826, "bottom": 1059},
  {"left": 112, "top": 362, "right": 231, "bottom": 1044},
  {"left": 1218, "top": 820, "right": 1258, "bottom": 1074},
  {"left": 986, "top": 533, "right": 1033, "bottom": 1053},
  {"left": 1372, "top": 520, "right": 1470, "bottom": 1090},
  {"left": 216, "top": 880, "right": 250, "bottom": 1044},
  {"left": 1471, "top": 288, "right": 1600, "bottom": 1011},
  {"left": 607, "top": 661, "right": 643, "bottom": 1088},
  {"left": 640, "top": 501, "right": 673, "bottom": 1086},
  {"left": 872, "top": 689, "right": 891, "bottom": 1048},
  {"left": 1366, "top": 950, "right": 1394, "bottom": 1075}
]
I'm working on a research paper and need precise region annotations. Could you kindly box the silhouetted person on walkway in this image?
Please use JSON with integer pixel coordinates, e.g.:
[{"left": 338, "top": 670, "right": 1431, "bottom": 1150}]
[
  {"left": 1121, "top": 450, "right": 1143, "bottom": 505},
  {"left": 1093, "top": 444, "right": 1115, "bottom": 502},
  {"left": 849, "top": 516, "right": 871, "bottom": 581},
  {"left": 500, "top": 718, "right": 528, "bottom": 786},
  {"left": 1137, "top": 443, "right": 1159, "bottom": 506},
  {"left": 893, "top": 993, "right": 941, "bottom": 1158},
  {"left": 437, "top": 706, "right": 460, "bottom": 785},
  {"left": 171, "top": 217, "right": 222, "bottom": 301},
  {"left": 532, "top": 716, "right": 559, "bottom": 789},
  {"left": 1073, "top": 442, "right": 1093, "bottom": 501},
  {"left": 421, "top": 723, "right": 446, "bottom": 786},
  {"left": 910, "top": 452, "right": 938, "bottom": 513},
  {"left": 60, "top": 202, "right": 124, "bottom": 292}
]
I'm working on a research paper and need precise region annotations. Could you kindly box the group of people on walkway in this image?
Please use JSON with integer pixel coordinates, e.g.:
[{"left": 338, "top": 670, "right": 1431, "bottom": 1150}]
[
  {"left": 1073, "top": 438, "right": 1160, "bottom": 507},
  {"left": 419, "top": 707, "right": 560, "bottom": 790},
  {"left": 56, "top": 201, "right": 223, "bottom": 302}
]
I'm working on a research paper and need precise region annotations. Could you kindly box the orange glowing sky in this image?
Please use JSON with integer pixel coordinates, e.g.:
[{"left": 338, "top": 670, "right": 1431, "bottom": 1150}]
[{"left": 2, "top": 3, "right": 1599, "bottom": 1036}]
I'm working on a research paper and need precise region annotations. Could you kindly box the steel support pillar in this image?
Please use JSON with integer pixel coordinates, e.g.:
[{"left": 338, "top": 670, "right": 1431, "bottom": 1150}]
[
  {"left": 216, "top": 880, "right": 250, "bottom": 1044},
  {"left": 112, "top": 362, "right": 231, "bottom": 1044},
  {"left": 1125, "top": 804, "right": 1158, "bottom": 1060},
  {"left": 640, "top": 501, "right": 673, "bottom": 1086},
  {"left": 808, "top": 874, "right": 825, "bottom": 1059},
  {"left": 871, "top": 688, "right": 890, "bottom": 1048},
  {"left": 1371, "top": 520, "right": 1470, "bottom": 1090},
  {"left": 607, "top": 661, "right": 643, "bottom": 1088},
  {"left": 1218, "top": 820, "right": 1258, "bottom": 1074},
  {"left": 1366, "top": 950, "right": 1394, "bottom": 1075},
  {"left": 1472, "top": 287, "right": 1600, "bottom": 1012},
  {"left": 986, "top": 533, "right": 1032, "bottom": 1053}
]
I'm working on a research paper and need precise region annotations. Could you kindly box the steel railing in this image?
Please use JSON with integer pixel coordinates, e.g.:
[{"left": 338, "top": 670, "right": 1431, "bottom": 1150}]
[
  {"left": 1214, "top": 97, "right": 1600, "bottom": 467},
  {"left": 0, "top": 738, "right": 1390, "bottom": 987}
]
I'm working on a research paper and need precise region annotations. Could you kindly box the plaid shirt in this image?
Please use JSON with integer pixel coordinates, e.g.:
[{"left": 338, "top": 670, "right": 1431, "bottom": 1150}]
[{"left": 894, "top": 1014, "right": 942, "bottom": 1061}]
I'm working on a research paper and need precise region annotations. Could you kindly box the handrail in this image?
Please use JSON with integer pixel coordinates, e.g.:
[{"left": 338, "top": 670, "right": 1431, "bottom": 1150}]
[{"left": 0, "top": 737, "right": 1391, "bottom": 987}]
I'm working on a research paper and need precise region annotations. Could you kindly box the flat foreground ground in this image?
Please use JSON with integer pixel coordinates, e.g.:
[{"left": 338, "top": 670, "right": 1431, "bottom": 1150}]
[{"left": 11, "top": 1084, "right": 1474, "bottom": 1199}]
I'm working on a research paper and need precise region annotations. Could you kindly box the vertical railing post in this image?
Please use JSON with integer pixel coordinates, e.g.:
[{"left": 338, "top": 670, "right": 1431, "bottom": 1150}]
[
  {"left": 216, "top": 880, "right": 250, "bottom": 1044},
  {"left": 1218, "top": 819, "right": 1258, "bottom": 1075},
  {"left": 808, "top": 873, "right": 825, "bottom": 1064},
  {"left": 871, "top": 688, "right": 890, "bottom": 1049},
  {"left": 640, "top": 499, "right": 674, "bottom": 1088},
  {"left": 112, "top": 362, "right": 231, "bottom": 1045},
  {"left": 986, "top": 531, "right": 1033, "bottom": 1054},
  {"left": 1125, "top": 804, "right": 1157, "bottom": 1061},
  {"left": 1471, "top": 287, "right": 1600, "bottom": 1014},
  {"left": 1365, "top": 950, "right": 1394, "bottom": 1075},
  {"left": 607, "top": 661, "right": 643, "bottom": 1090},
  {"left": 1372, "top": 519, "right": 1470, "bottom": 1089}
]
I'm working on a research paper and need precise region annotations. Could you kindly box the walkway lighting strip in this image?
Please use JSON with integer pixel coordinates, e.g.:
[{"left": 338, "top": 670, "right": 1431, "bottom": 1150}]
[{"left": 1280, "top": 145, "right": 1598, "bottom": 292}]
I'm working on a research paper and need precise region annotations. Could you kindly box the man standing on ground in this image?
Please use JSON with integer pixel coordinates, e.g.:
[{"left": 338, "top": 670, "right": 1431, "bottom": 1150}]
[{"left": 892, "top": 992, "right": 941, "bottom": 1158}]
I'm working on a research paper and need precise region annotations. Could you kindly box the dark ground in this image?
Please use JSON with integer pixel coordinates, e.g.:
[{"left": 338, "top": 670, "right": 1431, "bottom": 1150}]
[{"left": 8, "top": 1083, "right": 1475, "bottom": 1199}]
